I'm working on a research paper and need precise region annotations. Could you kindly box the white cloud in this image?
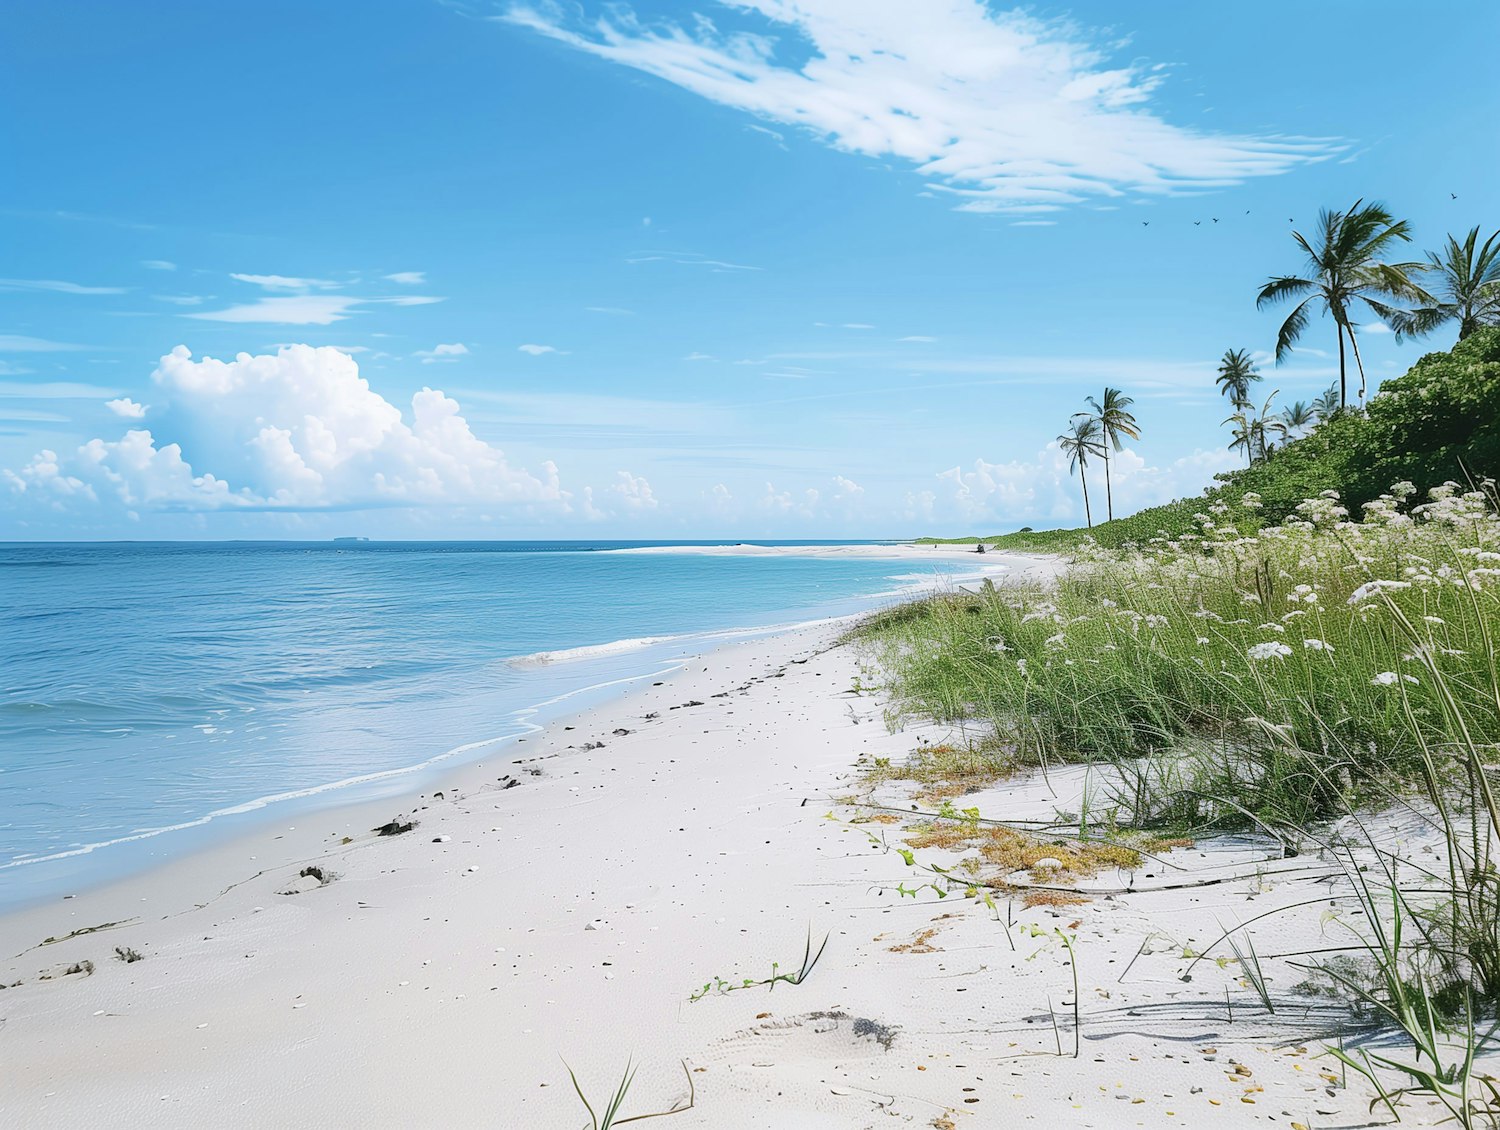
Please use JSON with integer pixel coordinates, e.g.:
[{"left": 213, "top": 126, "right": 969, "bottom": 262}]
[
  {"left": 504, "top": 1, "right": 1336, "bottom": 213},
  {"left": 106, "top": 397, "right": 148, "bottom": 419},
  {"left": 141, "top": 260, "right": 177, "bottom": 271},
  {"left": 586, "top": 305, "right": 634, "bottom": 315},
  {"left": 0, "top": 277, "right": 129, "bottom": 295},
  {"left": 187, "top": 296, "right": 362, "bottom": 325},
  {"left": 897, "top": 335, "right": 936, "bottom": 342},
  {"left": 384, "top": 271, "right": 427, "bottom": 285},
  {"left": 609, "top": 470, "right": 659, "bottom": 511},
  {"left": 230, "top": 273, "right": 341, "bottom": 291},
  {"left": 760, "top": 481, "right": 820, "bottom": 518},
  {"left": 3, "top": 345, "right": 565, "bottom": 515},
  {"left": 683, "top": 351, "right": 715, "bottom": 361},
  {"left": 0, "top": 334, "right": 86, "bottom": 352},
  {"left": 936, "top": 443, "right": 1238, "bottom": 526},
  {"left": 154, "top": 294, "right": 206, "bottom": 306},
  {"left": 186, "top": 293, "right": 444, "bottom": 325},
  {"left": 1011, "top": 220, "right": 1058, "bottom": 227},
  {"left": 416, "top": 342, "right": 470, "bottom": 363},
  {"left": 518, "top": 343, "right": 559, "bottom": 356}
]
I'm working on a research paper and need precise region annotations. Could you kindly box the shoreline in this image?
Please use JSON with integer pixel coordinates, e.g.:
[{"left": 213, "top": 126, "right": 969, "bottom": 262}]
[{"left": 1, "top": 545, "right": 1050, "bottom": 917}]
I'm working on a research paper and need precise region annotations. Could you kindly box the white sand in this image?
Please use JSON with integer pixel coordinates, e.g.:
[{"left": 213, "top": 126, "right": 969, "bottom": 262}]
[{"left": 0, "top": 550, "right": 1450, "bottom": 1127}]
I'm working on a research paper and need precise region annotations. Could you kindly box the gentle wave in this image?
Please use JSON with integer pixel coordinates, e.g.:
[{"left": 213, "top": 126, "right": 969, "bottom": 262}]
[
  {"left": 0, "top": 659, "right": 686, "bottom": 874},
  {"left": 508, "top": 634, "right": 689, "bottom": 667}
]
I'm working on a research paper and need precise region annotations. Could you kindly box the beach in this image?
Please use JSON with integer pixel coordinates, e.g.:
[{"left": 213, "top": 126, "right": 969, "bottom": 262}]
[{"left": 0, "top": 547, "right": 1432, "bottom": 1127}]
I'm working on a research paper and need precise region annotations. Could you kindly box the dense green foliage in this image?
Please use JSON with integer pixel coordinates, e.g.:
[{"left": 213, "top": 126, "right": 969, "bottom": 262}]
[{"left": 919, "top": 328, "right": 1500, "bottom": 553}]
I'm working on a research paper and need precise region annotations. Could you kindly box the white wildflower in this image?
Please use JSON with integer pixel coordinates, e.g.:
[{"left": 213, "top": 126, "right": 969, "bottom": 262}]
[
  {"left": 1371, "top": 671, "right": 1419, "bottom": 686},
  {"left": 1302, "top": 639, "right": 1333, "bottom": 652},
  {"left": 1348, "top": 579, "right": 1413, "bottom": 604},
  {"left": 1248, "top": 641, "right": 1293, "bottom": 661}
]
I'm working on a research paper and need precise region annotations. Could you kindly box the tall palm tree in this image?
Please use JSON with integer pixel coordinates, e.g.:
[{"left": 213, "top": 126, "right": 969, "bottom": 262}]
[
  {"left": 1057, "top": 416, "right": 1104, "bottom": 528},
  {"left": 1256, "top": 199, "right": 1431, "bottom": 408},
  {"left": 1215, "top": 348, "right": 1261, "bottom": 408},
  {"left": 1312, "top": 381, "right": 1341, "bottom": 421},
  {"left": 1075, "top": 387, "right": 1139, "bottom": 522},
  {"left": 1387, "top": 226, "right": 1500, "bottom": 343},
  {"left": 1281, "top": 400, "right": 1316, "bottom": 437}
]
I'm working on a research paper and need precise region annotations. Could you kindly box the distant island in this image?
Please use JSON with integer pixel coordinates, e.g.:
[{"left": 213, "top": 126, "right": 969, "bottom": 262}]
[{"left": 332, "top": 536, "right": 370, "bottom": 542}]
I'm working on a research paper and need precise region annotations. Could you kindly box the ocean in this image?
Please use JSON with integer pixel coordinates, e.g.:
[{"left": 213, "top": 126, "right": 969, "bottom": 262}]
[{"left": 0, "top": 541, "right": 983, "bottom": 910}]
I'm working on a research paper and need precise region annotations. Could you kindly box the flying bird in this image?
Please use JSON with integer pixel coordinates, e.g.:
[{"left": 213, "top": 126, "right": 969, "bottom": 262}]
[
  {"left": 1451, "top": 192, "right": 1459, "bottom": 199},
  {"left": 1212, "top": 218, "right": 1219, "bottom": 223},
  {"left": 1142, "top": 221, "right": 1150, "bottom": 227},
  {"left": 1194, "top": 220, "right": 1202, "bottom": 226}
]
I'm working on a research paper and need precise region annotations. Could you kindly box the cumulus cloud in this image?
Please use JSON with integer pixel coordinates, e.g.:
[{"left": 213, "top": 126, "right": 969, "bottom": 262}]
[
  {"left": 503, "top": 1, "right": 1336, "bottom": 213},
  {"left": 518, "top": 343, "right": 559, "bottom": 355},
  {"left": 106, "top": 397, "right": 148, "bottom": 420},
  {"left": 609, "top": 470, "right": 659, "bottom": 511},
  {"left": 830, "top": 475, "right": 865, "bottom": 504},
  {"left": 4, "top": 346, "right": 566, "bottom": 515},
  {"left": 760, "top": 481, "right": 821, "bottom": 518},
  {"left": 416, "top": 342, "right": 470, "bottom": 363}
]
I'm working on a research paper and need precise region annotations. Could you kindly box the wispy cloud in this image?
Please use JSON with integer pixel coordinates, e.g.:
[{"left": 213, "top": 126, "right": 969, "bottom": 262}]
[
  {"left": 188, "top": 296, "right": 362, "bottom": 325},
  {"left": 0, "top": 334, "right": 88, "bottom": 352},
  {"left": 626, "top": 250, "right": 762, "bottom": 272},
  {"left": 897, "top": 335, "right": 937, "bottom": 342},
  {"left": 586, "top": 305, "right": 635, "bottom": 315},
  {"left": 188, "top": 294, "right": 446, "bottom": 325},
  {"left": 230, "top": 273, "right": 341, "bottom": 291},
  {"left": 683, "top": 351, "right": 715, "bottom": 361},
  {"left": 0, "top": 277, "right": 129, "bottom": 295},
  {"left": 502, "top": 1, "right": 1338, "bottom": 214},
  {"left": 383, "top": 271, "right": 427, "bottom": 285},
  {"left": 517, "top": 343, "right": 560, "bottom": 356},
  {"left": 0, "top": 380, "right": 120, "bottom": 398},
  {"left": 141, "top": 259, "right": 177, "bottom": 271},
  {"left": 154, "top": 295, "right": 206, "bottom": 306}
]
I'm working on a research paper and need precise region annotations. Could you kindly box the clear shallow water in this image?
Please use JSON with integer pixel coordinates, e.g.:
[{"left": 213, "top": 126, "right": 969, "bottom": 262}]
[{"left": 0, "top": 541, "right": 976, "bottom": 909}]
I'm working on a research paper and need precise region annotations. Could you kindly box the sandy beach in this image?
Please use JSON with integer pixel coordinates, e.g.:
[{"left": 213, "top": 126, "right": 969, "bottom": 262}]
[{"left": 0, "top": 548, "right": 1435, "bottom": 1127}]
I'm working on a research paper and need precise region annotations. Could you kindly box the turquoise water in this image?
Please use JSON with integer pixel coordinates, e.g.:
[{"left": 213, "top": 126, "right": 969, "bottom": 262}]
[{"left": 0, "top": 541, "right": 976, "bottom": 909}]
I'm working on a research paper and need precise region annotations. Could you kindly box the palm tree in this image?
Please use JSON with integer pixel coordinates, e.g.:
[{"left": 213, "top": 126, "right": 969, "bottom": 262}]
[
  {"left": 1057, "top": 416, "right": 1105, "bottom": 528},
  {"left": 1223, "top": 406, "right": 1254, "bottom": 467},
  {"left": 1387, "top": 227, "right": 1500, "bottom": 343},
  {"left": 1248, "top": 391, "right": 1288, "bottom": 462},
  {"left": 1281, "top": 400, "right": 1316, "bottom": 436},
  {"left": 1075, "top": 387, "right": 1139, "bottom": 522},
  {"left": 1256, "top": 199, "right": 1431, "bottom": 408},
  {"left": 1312, "top": 381, "right": 1341, "bottom": 421},
  {"left": 1215, "top": 348, "right": 1261, "bottom": 408},
  {"left": 1223, "top": 391, "right": 1285, "bottom": 465}
]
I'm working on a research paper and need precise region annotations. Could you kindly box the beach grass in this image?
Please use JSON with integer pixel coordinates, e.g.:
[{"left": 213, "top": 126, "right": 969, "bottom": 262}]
[{"left": 861, "top": 479, "right": 1500, "bottom": 1120}]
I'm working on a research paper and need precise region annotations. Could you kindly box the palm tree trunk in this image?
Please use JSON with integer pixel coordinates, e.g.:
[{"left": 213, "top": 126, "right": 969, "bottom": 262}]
[
  {"left": 1103, "top": 446, "right": 1113, "bottom": 522},
  {"left": 1336, "top": 322, "right": 1348, "bottom": 409},
  {"left": 1080, "top": 465, "right": 1092, "bottom": 528},
  {"left": 1346, "top": 326, "right": 1369, "bottom": 405}
]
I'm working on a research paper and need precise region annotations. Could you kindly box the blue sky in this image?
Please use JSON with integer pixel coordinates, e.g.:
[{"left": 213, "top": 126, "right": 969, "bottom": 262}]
[{"left": 2, "top": 0, "right": 1495, "bottom": 540}]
